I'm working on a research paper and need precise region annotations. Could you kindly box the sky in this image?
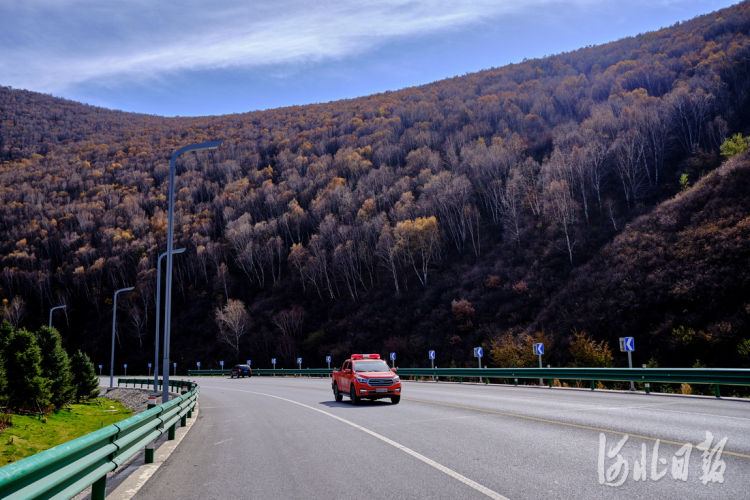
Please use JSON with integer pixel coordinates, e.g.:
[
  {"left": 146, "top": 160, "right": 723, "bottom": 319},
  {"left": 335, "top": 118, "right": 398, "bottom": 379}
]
[{"left": 0, "top": 0, "right": 740, "bottom": 117}]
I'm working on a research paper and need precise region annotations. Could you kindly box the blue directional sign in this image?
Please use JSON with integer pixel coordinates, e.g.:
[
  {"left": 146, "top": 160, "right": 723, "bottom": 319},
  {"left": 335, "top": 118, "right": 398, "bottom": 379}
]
[
  {"left": 124, "top": 364, "right": 127, "bottom": 368},
  {"left": 326, "top": 356, "right": 332, "bottom": 363},
  {"left": 148, "top": 363, "right": 152, "bottom": 367},
  {"left": 297, "top": 358, "right": 302, "bottom": 364},
  {"left": 220, "top": 361, "right": 224, "bottom": 367},
  {"left": 428, "top": 350, "right": 435, "bottom": 360},
  {"left": 197, "top": 362, "right": 201, "bottom": 367},
  {"left": 173, "top": 363, "right": 177, "bottom": 367},
  {"left": 99, "top": 365, "right": 102, "bottom": 369},
  {"left": 624, "top": 337, "right": 635, "bottom": 352},
  {"left": 247, "top": 360, "right": 252, "bottom": 365},
  {"left": 474, "top": 347, "right": 483, "bottom": 358},
  {"left": 390, "top": 352, "right": 397, "bottom": 361},
  {"left": 272, "top": 358, "right": 276, "bottom": 364},
  {"left": 533, "top": 343, "right": 545, "bottom": 355}
]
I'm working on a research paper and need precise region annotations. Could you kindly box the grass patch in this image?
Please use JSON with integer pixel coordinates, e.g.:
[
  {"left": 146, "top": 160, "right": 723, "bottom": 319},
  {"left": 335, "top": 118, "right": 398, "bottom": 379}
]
[{"left": 0, "top": 398, "right": 132, "bottom": 465}]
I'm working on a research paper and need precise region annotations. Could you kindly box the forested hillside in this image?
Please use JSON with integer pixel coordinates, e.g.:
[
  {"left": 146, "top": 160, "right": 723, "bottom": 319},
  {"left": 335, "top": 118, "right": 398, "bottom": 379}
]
[{"left": 2, "top": 1, "right": 750, "bottom": 371}]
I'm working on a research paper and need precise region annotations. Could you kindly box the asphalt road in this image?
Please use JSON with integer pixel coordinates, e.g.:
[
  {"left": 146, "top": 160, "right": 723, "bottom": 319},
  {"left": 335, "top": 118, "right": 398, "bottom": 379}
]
[{"left": 133, "top": 377, "right": 750, "bottom": 500}]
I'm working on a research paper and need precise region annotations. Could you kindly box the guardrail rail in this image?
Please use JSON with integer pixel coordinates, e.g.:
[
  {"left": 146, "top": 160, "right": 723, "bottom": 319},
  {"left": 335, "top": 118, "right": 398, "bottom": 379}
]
[
  {"left": 0, "top": 379, "right": 199, "bottom": 500},
  {"left": 187, "top": 367, "right": 750, "bottom": 397}
]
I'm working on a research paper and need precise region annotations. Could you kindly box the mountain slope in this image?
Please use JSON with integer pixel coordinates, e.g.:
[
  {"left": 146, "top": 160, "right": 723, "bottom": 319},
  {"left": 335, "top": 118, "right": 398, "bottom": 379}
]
[
  {"left": 534, "top": 152, "right": 750, "bottom": 367},
  {"left": 1, "top": 2, "right": 750, "bottom": 370}
]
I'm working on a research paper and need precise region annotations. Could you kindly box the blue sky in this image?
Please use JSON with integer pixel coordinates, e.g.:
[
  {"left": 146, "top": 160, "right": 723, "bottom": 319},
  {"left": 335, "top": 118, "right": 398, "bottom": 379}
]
[{"left": 0, "top": 0, "right": 739, "bottom": 117}]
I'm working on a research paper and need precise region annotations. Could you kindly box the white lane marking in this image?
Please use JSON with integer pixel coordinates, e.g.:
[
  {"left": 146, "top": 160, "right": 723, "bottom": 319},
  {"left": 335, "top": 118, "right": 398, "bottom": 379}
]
[
  {"left": 205, "top": 386, "right": 509, "bottom": 500},
  {"left": 214, "top": 438, "right": 233, "bottom": 445}
]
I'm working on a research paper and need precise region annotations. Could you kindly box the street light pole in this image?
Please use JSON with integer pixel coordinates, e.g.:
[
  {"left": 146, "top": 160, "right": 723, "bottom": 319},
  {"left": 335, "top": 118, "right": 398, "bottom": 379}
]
[
  {"left": 110, "top": 286, "right": 134, "bottom": 388},
  {"left": 154, "top": 247, "right": 186, "bottom": 391},
  {"left": 162, "top": 140, "right": 223, "bottom": 404},
  {"left": 48, "top": 304, "right": 66, "bottom": 327}
]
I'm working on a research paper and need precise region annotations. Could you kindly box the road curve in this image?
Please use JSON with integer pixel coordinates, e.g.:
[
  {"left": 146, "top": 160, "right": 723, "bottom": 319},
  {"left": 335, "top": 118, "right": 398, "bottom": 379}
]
[{"left": 133, "top": 377, "right": 750, "bottom": 500}]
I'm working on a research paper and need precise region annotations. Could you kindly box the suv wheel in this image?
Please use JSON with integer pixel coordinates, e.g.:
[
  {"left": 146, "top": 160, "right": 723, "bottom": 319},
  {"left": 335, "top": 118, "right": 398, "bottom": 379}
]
[{"left": 333, "top": 383, "right": 343, "bottom": 402}]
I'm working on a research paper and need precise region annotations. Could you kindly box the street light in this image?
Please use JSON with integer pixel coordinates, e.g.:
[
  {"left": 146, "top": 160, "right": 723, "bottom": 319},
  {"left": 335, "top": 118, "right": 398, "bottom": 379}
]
[
  {"left": 154, "top": 247, "right": 186, "bottom": 391},
  {"left": 110, "top": 286, "right": 135, "bottom": 388},
  {"left": 48, "top": 304, "right": 66, "bottom": 327},
  {"left": 163, "top": 140, "right": 223, "bottom": 404}
]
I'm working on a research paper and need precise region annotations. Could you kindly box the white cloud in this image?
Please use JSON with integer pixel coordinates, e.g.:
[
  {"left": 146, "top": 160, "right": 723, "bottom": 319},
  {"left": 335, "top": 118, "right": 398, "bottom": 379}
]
[{"left": 1, "top": 0, "right": 595, "bottom": 92}]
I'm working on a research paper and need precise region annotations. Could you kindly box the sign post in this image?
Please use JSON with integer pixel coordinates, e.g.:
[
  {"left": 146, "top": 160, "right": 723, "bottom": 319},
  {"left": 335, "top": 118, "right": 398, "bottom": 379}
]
[
  {"left": 148, "top": 362, "right": 152, "bottom": 377},
  {"left": 326, "top": 356, "right": 331, "bottom": 370},
  {"left": 619, "top": 337, "right": 636, "bottom": 391},
  {"left": 297, "top": 357, "right": 302, "bottom": 376},
  {"left": 272, "top": 358, "right": 276, "bottom": 375},
  {"left": 124, "top": 364, "right": 127, "bottom": 376},
  {"left": 428, "top": 350, "right": 435, "bottom": 381},
  {"left": 197, "top": 361, "right": 201, "bottom": 369},
  {"left": 390, "top": 352, "right": 396, "bottom": 369},
  {"left": 533, "top": 343, "right": 545, "bottom": 386},
  {"left": 98, "top": 364, "right": 102, "bottom": 376},
  {"left": 173, "top": 362, "right": 177, "bottom": 376},
  {"left": 474, "top": 347, "right": 483, "bottom": 369}
]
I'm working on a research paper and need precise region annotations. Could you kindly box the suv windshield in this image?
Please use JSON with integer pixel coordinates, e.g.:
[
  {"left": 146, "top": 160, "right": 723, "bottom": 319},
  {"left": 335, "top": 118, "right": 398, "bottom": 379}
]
[
  {"left": 236, "top": 365, "right": 250, "bottom": 370},
  {"left": 353, "top": 360, "right": 391, "bottom": 373}
]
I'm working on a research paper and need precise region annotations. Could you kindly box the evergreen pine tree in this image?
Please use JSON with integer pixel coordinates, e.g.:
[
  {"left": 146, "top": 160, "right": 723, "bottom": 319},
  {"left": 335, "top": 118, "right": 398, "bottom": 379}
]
[
  {"left": 36, "top": 326, "right": 75, "bottom": 409},
  {"left": 3, "top": 327, "right": 51, "bottom": 412},
  {"left": 0, "top": 322, "right": 11, "bottom": 405},
  {"left": 70, "top": 350, "right": 100, "bottom": 402}
]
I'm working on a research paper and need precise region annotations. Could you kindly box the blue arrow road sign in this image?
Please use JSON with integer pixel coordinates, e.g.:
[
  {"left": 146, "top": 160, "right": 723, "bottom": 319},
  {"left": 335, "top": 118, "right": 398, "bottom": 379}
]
[
  {"left": 474, "top": 347, "right": 483, "bottom": 357},
  {"left": 247, "top": 360, "right": 252, "bottom": 365},
  {"left": 124, "top": 364, "right": 127, "bottom": 368},
  {"left": 390, "top": 352, "right": 396, "bottom": 361},
  {"left": 624, "top": 337, "right": 635, "bottom": 352},
  {"left": 326, "top": 356, "right": 331, "bottom": 363},
  {"left": 428, "top": 350, "right": 435, "bottom": 360},
  {"left": 220, "top": 361, "right": 224, "bottom": 366},
  {"left": 99, "top": 365, "right": 102, "bottom": 369},
  {"left": 533, "top": 343, "right": 544, "bottom": 355},
  {"left": 173, "top": 363, "right": 177, "bottom": 367},
  {"left": 148, "top": 363, "right": 152, "bottom": 367},
  {"left": 297, "top": 358, "right": 302, "bottom": 364},
  {"left": 197, "top": 362, "right": 201, "bottom": 367},
  {"left": 272, "top": 358, "right": 276, "bottom": 364}
]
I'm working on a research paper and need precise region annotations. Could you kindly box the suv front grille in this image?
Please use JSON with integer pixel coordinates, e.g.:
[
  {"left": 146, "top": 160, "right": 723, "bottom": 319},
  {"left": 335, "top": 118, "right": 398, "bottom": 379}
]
[{"left": 367, "top": 378, "right": 394, "bottom": 387}]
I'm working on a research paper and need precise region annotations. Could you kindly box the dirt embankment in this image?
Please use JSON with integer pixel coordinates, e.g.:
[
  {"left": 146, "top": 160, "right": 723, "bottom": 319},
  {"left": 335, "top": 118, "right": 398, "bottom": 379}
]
[{"left": 99, "top": 387, "right": 175, "bottom": 415}]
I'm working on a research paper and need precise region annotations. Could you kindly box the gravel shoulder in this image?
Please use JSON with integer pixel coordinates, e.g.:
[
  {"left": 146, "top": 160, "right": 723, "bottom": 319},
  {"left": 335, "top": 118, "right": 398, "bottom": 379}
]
[{"left": 99, "top": 387, "right": 176, "bottom": 415}]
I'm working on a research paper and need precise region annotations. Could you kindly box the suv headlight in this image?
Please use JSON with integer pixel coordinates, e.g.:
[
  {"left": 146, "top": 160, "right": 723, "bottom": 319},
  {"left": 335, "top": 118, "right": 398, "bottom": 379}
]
[
  {"left": 356, "top": 376, "right": 369, "bottom": 384},
  {"left": 393, "top": 376, "right": 400, "bottom": 383}
]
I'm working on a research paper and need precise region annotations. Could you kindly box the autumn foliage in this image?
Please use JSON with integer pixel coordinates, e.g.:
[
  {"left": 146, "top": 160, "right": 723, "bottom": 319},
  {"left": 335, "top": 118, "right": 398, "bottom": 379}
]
[{"left": 2, "top": 3, "right": 750, "bottom": 370}]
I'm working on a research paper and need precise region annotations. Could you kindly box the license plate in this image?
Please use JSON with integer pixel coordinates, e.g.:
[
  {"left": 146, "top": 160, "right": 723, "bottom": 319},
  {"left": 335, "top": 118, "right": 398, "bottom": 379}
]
[{"left": 376, "top": 388, "right": 387, "bottom": 393}]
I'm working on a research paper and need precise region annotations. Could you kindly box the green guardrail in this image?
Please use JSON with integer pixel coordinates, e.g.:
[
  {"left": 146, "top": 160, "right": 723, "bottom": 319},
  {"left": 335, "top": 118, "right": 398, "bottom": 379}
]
[
  {"left": 395, "top": 367, "right": 750, "bottom": 397},
  {"left": 0, "top": 379, "right": 199, "bottom": 500},
  {"left": 188, "top": 367, "right": 750, "bottom": 398},
  {"left": 117, "top": 378, "right": 197, "bottom": 390},
  {"left": 188, "top": 369, "right": 332, "bottom": 377}
]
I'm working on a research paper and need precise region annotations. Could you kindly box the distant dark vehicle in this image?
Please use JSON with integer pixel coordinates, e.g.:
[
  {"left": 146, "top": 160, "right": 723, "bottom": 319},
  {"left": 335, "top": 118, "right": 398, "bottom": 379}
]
[{"left": 230, "top": 364, "right": 252, "bottom": 378}]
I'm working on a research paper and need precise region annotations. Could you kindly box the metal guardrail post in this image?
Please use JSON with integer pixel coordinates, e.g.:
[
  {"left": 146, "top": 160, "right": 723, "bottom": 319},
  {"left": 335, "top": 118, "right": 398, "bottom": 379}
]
[
  {"left": 714, "top": 384, "right": 721, "bottom": 398},
  {"left": 91, "top": 476, "right": 106, "bottom": 500},
  {"left": 590, "top": 380, "right": 595, "bottom": 391},
  {"left": 145, "top": 396, "right": 157, "bottom": 464}
]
